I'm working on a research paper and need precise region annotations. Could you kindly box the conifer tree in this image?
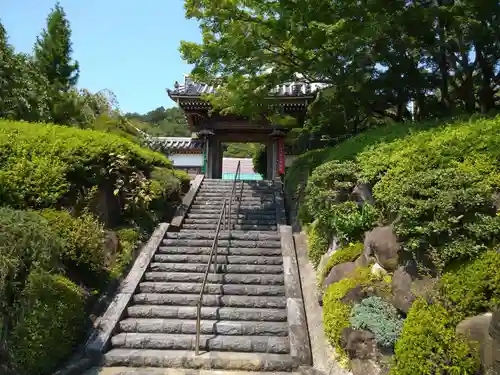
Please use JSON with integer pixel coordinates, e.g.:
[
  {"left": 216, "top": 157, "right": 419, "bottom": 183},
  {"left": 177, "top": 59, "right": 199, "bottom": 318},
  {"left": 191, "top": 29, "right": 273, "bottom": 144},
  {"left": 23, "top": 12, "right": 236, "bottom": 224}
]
[{"left": 34, "top": 2, "right": 79, "bottom": 91}]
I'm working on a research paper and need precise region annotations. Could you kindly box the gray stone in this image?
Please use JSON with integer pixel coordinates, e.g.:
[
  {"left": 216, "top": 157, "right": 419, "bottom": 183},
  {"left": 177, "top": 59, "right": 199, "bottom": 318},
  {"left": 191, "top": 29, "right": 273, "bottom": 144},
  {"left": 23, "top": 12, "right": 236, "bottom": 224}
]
[
  {"left": 324, "top": 262, "right": 357, "bottom": 288},
  {"left": 350, "top": 359, "right": 384, "bottom": 375},
  {"left": 391, "top": 266, "right": 415, "bottom": 314},
  {"left": 171, "top": 174, "right": 204, "bottom": 229},
  {"left": 143, "top": 271, "right": 285, "bottom": 285},
  {"left": 148, "top": 262, "right": 284, "bottom": 274},
  {"left": 137, "top": 281, "right": 285, "bottom": 296},
  {"left": 152, "top": 253, "right": 283, "bottom": 265},
  {"left": 156, "top": 245, "right": 283, "bottom": 256},
  {"left": 364, "top": 226, "right": 400, "bottom": 272},
  {"left": 344, "top": 329, "right": 379, "bottom": 361},
  {"left": 162, "top": 238, "right": 281, "bottom": 248},
  {"left": 351, "top": 183, "right": 375, "bottom": 205},
  {"left": 340, "top": 285, "right": 368, "bottom": 305}
]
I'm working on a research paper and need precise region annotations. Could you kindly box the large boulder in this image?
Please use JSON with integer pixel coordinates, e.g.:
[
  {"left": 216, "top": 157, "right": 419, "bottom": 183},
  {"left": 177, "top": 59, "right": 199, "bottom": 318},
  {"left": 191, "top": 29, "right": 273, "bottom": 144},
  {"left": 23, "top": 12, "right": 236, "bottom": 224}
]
[
  {"left": 391, "top": 267, "right": 415, "bottom": 314},
  {"left": 364, "top": 226, "right": 400, "bottom": 271},
  {"left": 341, "top": 328, "right": 385, "bottom": 375},
  {"left": 489, "top": 309, "right": 500, "bottom": 375},
  {"left": 351, "top": 183, "right": 375, "bottom": 206},
  {"left": 457, "top": 313, "right": 497, "bottom": 374},
  {"left": 317, "top": 235, "right": 341, "bottom": 277},
  {"left": 318, "top": 261, "right": 357, "bottom": 305}
]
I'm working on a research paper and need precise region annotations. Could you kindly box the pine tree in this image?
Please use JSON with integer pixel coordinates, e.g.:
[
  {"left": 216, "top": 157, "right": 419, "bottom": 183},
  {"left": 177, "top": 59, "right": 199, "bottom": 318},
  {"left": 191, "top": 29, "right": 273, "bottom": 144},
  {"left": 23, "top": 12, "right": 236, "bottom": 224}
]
[{"left": 34, "top": 2, "right": 79, "bottom": 91}]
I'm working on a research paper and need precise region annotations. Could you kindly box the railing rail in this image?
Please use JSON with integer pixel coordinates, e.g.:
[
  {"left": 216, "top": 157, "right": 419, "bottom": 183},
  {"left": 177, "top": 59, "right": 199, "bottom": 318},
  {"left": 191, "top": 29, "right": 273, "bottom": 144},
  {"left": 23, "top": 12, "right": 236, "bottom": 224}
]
[
  {"left": 228, "top": 160, "right": 241, "bottom": 233},
  {"left": 195, "top": 198, "right": 227, "bottom": 355}
]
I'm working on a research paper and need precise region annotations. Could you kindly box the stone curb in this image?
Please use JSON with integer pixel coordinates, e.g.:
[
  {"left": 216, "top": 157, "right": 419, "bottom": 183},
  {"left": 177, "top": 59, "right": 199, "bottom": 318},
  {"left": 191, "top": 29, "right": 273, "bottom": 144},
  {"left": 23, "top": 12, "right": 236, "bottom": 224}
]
[
  {"left": 84, "top": 222, "right": 170, "bottom": 361},
  {"left": 280, "top": 225, "right": 313, "bottom": 366},
  {"left": 52, "top": 357, "right": 93, "bottom": 375},
  {"left": 171, "top": 174, "right": 204, "bottom": 229}
]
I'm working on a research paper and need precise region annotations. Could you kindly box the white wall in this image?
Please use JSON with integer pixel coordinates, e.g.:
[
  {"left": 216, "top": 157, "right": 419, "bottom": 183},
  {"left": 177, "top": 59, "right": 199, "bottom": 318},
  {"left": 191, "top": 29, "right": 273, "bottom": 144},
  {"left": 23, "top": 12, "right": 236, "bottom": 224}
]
[{"left": 169, "top": 154, "right": 203, "bottom": 167}]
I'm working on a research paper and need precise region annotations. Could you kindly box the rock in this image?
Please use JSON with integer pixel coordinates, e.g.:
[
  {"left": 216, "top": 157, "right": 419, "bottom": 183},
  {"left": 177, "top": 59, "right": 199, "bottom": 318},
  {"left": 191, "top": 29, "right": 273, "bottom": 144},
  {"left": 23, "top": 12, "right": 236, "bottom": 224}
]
[
  {"left": 345, "top": 329, "right": 379, "bottom": 360},
  {"left": 355, "top": 253, "right": 371, "bottom": 268},
  {"left": 489, "top": 309, "right": 500, "bottom": 374},
  {"left": 371, "top": 262, "right": 387, "bottom": 277},
  {"left": 364, "top": 226, "right": 400, "bottom": 271},
  {"left": 324, "top": 262, "right": 357, "bottom": 289},
  {"left": 351, "top": 358, "right": 385, "bottom": 375},
  {"left": 391, "top": 267, "right": 415, "bottom": 314},
  {"left": 317, "top": 235, "right": 341, "bottom": 277},
  {"left": 457, "top": 313, "right": 496, "bottom": 374},
  {"left": 351, "top": 183, "right": 375, "bottom": 205},
  {"left": 103, "top": 230, "right": 121, "bottom": 266},
  {"left": 341, "top": 285, "right": 368, "bottom": 304}
]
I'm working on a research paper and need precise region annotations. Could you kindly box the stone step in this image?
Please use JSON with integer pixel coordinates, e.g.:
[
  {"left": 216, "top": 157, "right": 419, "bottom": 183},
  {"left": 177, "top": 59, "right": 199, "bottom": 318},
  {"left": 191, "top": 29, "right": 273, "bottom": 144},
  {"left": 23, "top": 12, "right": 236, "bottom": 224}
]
[
  {"left": 183, "top": 218, "right": 277, "bottom": 225},
  {"left": 162, "top": 239, "right": 281, "bottom": 248},
  {"left": 126, "top": 306, "right": 288, "bottom": 321},
  {"left": 110, "top": 333, "right": 290, "bottom": 353},
  {"left": 181, "top": 222, "right": 278, "bottom": 232},
  {"left": 187, "top": 210, "right": 276, "bottom": 217},
  {"left": 181, "top": 224, "right": 277, "bottom": 231},
  {"left": 132, "top": 293, "right": 287, "bottom": 308},
  {"left": 156, "top": 246, "right": 282, "bottom": 256},
  {"left": 165, "top": 231, "right": 281, "bottom": 241},
  {"left": 196, "top": 194, "right": 274, "bottom": 199},
  {"left": 143, "top": 272, "right": 284, "bottom": 285},
  {"left": 103, "top": 349, "right": 295, "bottom": 371},
  {"left": 153, "top": 254, "right": 283, "bottom": 265},
  {"left": 118, "top": 319, "right": 289, "bottom": 336},
  {"left": 137, "top": 282, "right": 285, "bottom": 296},
  {"left": 190, "top": 203, "right": 276, "bottom": 210},
  {"left": 195, "top": 195, "right": 274, "bottom": 201},
  {"left": 87, "top": 366, "right": 298, "bottom": 375},
  {"left": 148, "top": 263, "right": 284, "bottom": 274},
  {"left": 186, "top": 213, "right": 276, "bottom": 220}
]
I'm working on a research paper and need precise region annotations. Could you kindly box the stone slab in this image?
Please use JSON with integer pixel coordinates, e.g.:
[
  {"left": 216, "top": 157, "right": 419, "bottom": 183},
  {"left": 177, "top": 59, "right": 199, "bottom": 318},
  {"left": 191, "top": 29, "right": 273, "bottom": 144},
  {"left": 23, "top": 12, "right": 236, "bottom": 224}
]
[
  {"left": 171, "top": 174, "right": 204, "bottom": 229},
  {"left": 280, "top": 225, "right": 313, "bottom": 366},
  {"left": 84, "top": 223, "right": 169, "bottom": 360}
]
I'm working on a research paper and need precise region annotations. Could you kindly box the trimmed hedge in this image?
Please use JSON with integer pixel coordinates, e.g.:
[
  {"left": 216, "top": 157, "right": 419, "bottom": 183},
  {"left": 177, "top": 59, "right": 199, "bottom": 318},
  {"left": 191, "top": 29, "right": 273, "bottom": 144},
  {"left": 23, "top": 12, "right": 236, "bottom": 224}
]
[
  {"left": 305, "top": 219, "right": 330, "bottom": 268},
  {"left": 439, "top": 250, "right": 500, "bottom": 324},
  {"left": 391, "top": 298, "right": 479, "bottom": 375},
  {"left": 9, "top": 272, "right": 86, "bottom": 375}
]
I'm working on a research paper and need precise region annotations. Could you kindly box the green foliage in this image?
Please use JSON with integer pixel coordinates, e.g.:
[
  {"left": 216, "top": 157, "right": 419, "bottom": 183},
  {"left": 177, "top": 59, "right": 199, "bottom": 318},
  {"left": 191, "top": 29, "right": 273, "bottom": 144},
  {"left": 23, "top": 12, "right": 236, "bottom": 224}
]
[
  {"left": 112, "top": 227, "right": 141, "bottom": 278},
  {"left": 39, "top": 209, "right": 106, "bottom": 288},
  {"left": 125, "top": 106, "right": 190, "bottom": 137},
  {"left": 252, "top": 144, "right": 267, "bottom": 177},
  {"left": 350, "top": 296, "right": 403, "bottom": 348},
  {"left": 34, "top": 2, "right": 79, "bottom": 91},
  {"left": 391, "top": 298, "right": 479, "bottom": 375},
  {"left": 357, "top": 116, "right": 500, "bottom": 270},
  {"left": 439, "top": 251, "right": 500, "bottom": 324},
  {"left": 0, "top": 208, "right": 61, "bottom": 340},
  {"left": 320, "top": 242, "right": 364, "bottom": 285},
  {"left": 224, "top": 143, "right": 258, "bottom": 158},
  {"left": 0, "top": 121, "right": 178, "bottom": 224},
  {"left": 9, "top": 272, "right": 86, "bottom": 375},
  {"left": 323, "top": 267, "right": 378, "bottom": 350},
  {"left": 306, "top": 219, "right": 330, "bottom": 268}
]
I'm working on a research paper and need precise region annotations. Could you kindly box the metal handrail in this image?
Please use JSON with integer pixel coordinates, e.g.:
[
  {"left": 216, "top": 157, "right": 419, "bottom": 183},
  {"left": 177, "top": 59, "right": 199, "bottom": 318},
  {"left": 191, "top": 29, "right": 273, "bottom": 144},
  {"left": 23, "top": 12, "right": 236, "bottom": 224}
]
[
  {"left": 228, "top": 160, "right": 241, "bottom": 233},
  {"left": 195, "top": 198, "right": 227, "bottom": 355}
]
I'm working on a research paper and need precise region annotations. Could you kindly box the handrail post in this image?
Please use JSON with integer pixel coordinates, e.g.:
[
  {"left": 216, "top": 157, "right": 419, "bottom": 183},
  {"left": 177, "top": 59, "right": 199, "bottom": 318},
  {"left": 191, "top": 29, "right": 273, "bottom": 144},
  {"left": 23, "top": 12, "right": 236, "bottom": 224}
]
[{"left": 195, "top": 300, "right": 201, "bottom": 355}]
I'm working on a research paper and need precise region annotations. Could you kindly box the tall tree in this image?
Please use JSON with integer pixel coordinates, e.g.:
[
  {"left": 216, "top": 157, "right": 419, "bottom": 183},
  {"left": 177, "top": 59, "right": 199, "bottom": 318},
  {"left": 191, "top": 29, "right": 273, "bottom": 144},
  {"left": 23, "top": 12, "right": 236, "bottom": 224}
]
[{"left": 34, "top": 2, "right": 79, "bottom": 91}]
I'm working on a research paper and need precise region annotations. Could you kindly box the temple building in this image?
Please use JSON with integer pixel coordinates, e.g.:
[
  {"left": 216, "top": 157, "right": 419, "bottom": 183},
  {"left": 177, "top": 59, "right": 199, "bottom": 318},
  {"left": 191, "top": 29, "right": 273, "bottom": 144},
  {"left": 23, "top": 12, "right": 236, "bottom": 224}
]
[{"left": 164, "top": 76, "right": 318, "bottom": 180}]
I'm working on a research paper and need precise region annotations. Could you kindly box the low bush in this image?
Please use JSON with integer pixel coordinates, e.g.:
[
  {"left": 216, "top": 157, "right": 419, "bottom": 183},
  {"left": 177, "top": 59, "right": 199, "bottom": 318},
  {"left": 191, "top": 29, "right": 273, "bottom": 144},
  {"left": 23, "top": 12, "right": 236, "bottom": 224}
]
[
  {"left": 320, "top": 242, "right": 364, "bottom": 285},
  {"left": 306, "top": 219, "right": 330, "bottom": 268},
  {"left": 439, "top": 250, "right": 500, "bottom": 324},
  {"left": 9, "top": 272, "right": 86, "bottom": 375},
  {"left": 356, "top": 117, "right": 500, "bottom": 270},
  {"left": 391, "top": 298, "right": 479, "bottom": 375},
  {"left": 323, "top": 267, "right": 379, "bottom": 350},
  {"left": 0, "top": 121, "right": 182, "bottom": 230},
  {"left": 350, "top": 296, "right": 403, "bottom": 348},
  {"left": 39, "top": 209, "right": 106, "bottom": 288},
  {"left": 111, "top": 227, "right": 141, "bottom": 278},
  {"left": 0, "top": 208, "right": 62, "bottom": 339}
]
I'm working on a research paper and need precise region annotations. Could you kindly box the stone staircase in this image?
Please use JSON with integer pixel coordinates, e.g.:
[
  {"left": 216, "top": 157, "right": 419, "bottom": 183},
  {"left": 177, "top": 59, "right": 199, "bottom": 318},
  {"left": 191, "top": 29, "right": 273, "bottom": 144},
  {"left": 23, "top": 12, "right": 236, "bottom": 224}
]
[{"left": 85, "top": 178, "right": 310, "bottom": 374}]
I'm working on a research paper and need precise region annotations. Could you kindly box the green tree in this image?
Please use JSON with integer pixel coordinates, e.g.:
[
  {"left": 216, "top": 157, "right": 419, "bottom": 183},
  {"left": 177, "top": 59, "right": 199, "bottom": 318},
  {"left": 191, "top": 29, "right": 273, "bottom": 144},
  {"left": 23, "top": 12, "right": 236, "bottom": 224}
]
[{"left": 34, "top": 2, "right": 79, "bottom": 91}]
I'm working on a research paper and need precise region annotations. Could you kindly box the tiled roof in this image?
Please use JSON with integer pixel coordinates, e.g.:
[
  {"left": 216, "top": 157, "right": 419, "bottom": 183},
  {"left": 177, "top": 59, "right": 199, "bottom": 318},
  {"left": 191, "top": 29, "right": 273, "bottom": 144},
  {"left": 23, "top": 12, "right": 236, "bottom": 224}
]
[
  {"left": 156, "top": 137, "right": 204, "bottom": 150},
  {"left": 167, "top": 76, "right": 323, "bottom": 98}
]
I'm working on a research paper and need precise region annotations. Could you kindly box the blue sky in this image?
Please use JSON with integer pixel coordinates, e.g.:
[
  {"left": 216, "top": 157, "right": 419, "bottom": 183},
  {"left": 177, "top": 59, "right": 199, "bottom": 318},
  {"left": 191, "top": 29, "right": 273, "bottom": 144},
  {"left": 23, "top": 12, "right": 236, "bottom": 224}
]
[{"left": 0, "top": 0, "right": 201, "bottom": 113}]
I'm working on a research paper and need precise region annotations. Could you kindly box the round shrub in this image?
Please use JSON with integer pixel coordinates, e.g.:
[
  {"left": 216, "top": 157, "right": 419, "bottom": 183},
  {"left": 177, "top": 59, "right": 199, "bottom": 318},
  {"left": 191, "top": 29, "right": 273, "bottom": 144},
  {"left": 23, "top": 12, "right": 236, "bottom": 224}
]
[
  {"left": 323, "top": 267, "right": 378, "bottom": 350},
  {"left": 439, "top": 250, "right": 500, "bottom": 324},
  {"left": 40, "top": 209, "right": 106, "bottom": 288},
  {"left": 9, "top": 272, "right": 86, "bottom": 375},
  {"left": 306, "top": 219, "right": 330, "bottom": 268},
  {"left": 0, "top": 208, "right": 62, "bottom": 335},
  {"left": 320, "top": 242, "right": 364, "bottom": 285},
  {"left": 350, "top": 296, "right": 403, "bottom": 348},
  {"left": 391, "top": 298, "right": 480, "bottom": 375}
]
